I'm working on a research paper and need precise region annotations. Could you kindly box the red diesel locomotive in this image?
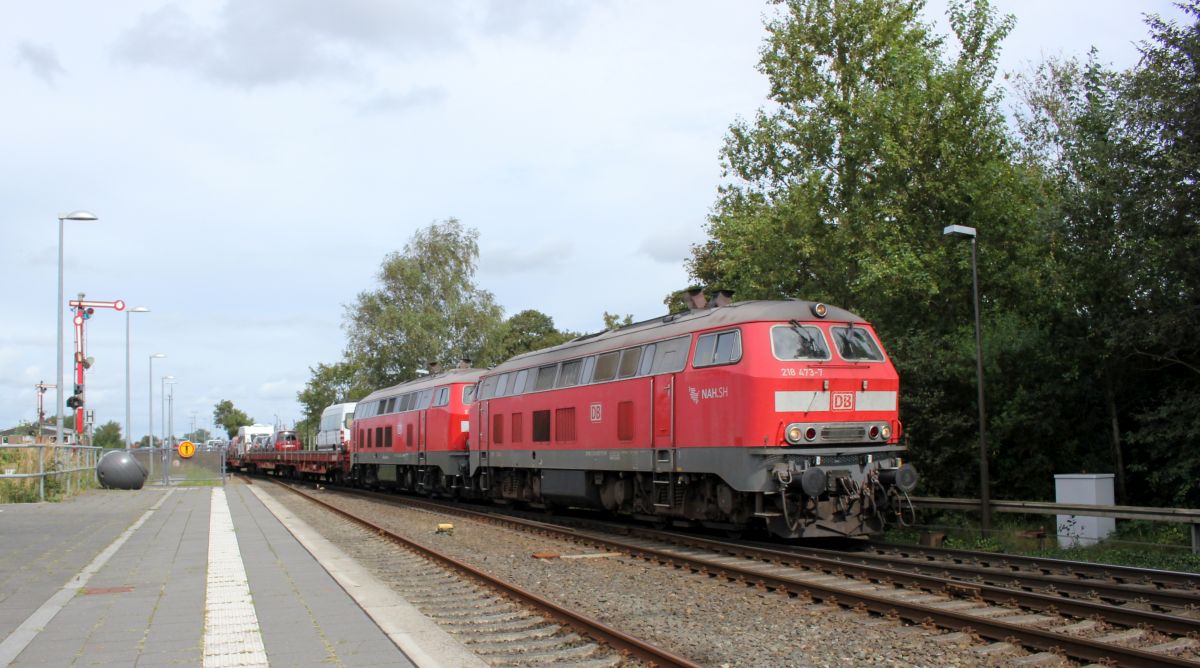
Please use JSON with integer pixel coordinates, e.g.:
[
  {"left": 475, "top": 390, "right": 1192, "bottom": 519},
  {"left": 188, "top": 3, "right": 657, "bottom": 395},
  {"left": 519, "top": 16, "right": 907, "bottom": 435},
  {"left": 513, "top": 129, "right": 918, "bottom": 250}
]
[
  {"left": 348, "top": 365, "right": 484, "bottom": 493},
  {"left": 470, "top": 298, "right": 917, "bottom": 538}
]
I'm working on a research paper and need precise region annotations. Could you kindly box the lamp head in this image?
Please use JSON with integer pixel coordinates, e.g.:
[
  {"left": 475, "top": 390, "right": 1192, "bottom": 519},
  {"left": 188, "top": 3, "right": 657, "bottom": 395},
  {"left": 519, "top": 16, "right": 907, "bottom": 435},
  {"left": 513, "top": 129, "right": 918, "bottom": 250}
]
[
  {"left": 943, "top": 224, "right": 977, "bottom": 239},
  {"left": 131, "top": 306, "right": 150, "bottom": 313},
  {"left": 150, "top": 353, "right": 167, "bottom": 359},
  {"left": 60, "top": 211, "right": 98, "bottom": 222}
]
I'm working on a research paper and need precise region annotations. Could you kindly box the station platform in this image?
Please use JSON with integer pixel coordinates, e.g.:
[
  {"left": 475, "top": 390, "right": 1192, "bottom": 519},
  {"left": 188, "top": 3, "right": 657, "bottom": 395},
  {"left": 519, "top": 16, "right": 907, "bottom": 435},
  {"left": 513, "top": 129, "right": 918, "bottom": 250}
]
[{"left": 0, "top": 480, "right": 486, "bottom": 667}]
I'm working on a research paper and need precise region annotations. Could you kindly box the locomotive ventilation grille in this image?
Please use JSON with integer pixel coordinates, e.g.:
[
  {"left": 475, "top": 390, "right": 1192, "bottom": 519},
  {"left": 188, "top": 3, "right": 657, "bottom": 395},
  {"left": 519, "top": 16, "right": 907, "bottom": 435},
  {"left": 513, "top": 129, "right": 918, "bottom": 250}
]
[
  {"left": 818, "top": 454, "right": 862, "bottom": 467},
  {"left": 820, "top": 426, "right": 867, "bottom": 442}
]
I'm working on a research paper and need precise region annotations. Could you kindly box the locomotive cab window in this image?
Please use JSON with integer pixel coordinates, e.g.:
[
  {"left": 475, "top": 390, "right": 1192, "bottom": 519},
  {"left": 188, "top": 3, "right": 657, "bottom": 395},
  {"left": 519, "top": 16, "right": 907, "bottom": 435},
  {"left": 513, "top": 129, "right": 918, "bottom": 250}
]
[
  {"left": 650, "top": 335, "right": 690, "bottom": 374},
  {"left": 478, "top": 376, "right": 498, "bottom": 400},
  {"left": 557, "top": 359, "right": 583, "bottom": 387},
  {"left": 534, "top": 364, "right": 558, "bottom": 391},
  {"left": 463, "top": 385, "right": 476, "bottom": 404},
  {"left": 495, "top": 373, "right": 511, "bottom": 397},
  {"left": 637, "top": 344, "right": 656, "bottom": 376},
  {"left": 617, "top": 347, "right": 642, "bottom": 378},
  {"left": 592, "top": 352, "right": 619, "bottom": 382},
  {"left": 512, "top": 369, "right": 529, "bottom": 395},
  {"left": 832, "top": 326, "right": 884, "bottom": 361},
  {"left": 693, "top": 329, "right": 742, "bottom": 367},
  {"left": 771, "top": 324, "right": 832, "bottom": 361}
]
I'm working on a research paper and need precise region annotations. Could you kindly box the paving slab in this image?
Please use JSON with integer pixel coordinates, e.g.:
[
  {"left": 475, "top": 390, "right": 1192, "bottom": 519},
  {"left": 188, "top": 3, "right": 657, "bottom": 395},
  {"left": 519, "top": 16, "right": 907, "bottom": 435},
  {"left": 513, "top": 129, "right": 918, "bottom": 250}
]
[{"left": 0, "top": 479, "right": 486, "bottom": 667}]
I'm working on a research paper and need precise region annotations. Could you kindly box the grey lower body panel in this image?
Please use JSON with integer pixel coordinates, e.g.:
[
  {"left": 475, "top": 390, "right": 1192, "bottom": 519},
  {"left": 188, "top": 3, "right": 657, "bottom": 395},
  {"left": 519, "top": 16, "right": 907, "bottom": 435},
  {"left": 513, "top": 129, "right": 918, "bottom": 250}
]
[{"left": 469, "top": 445, "right": 904, "bottom": 493}]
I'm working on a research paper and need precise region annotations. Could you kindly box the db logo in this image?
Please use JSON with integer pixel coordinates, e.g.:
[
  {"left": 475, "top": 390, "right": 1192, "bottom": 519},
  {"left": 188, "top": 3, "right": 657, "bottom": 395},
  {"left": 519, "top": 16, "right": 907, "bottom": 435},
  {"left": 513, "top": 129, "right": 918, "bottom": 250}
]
[
  {"left": 589, "top": 403, "right": 602, "bottom": 423},
  {"left": 831, "top": 391, "right": 855, "bottom": 412}
]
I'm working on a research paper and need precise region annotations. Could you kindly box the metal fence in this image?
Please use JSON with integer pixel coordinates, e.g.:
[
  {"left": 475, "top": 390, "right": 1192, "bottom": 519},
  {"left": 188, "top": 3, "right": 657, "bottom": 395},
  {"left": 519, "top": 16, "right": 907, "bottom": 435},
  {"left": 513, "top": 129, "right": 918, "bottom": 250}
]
[
  {"left": 910, "top": 496, "right": 1200, "bottom": 553},
  {"left": 0, "top": 444, "right": 104, "bottom": 502},
  {"left": 129, "top": 446, "right": 227, "bottom": 487}
]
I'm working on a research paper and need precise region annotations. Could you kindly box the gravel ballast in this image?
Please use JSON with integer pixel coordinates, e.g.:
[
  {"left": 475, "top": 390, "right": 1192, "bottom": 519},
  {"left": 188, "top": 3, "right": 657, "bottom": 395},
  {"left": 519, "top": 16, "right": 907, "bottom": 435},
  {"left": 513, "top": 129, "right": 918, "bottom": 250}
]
[{"left": 251, "top": 480, "right": 1055, "bottom": 667}]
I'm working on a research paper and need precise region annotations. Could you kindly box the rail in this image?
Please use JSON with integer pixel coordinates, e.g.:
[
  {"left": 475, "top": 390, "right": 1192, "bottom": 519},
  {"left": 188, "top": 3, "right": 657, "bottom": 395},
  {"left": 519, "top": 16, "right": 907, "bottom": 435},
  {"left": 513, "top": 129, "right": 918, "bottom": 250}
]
[
  {"left": 909, "top": 496, "right": 1200, "bottom": 552},
  {"left": 0, "top": 444, "right": 103, "bottom": 501}
]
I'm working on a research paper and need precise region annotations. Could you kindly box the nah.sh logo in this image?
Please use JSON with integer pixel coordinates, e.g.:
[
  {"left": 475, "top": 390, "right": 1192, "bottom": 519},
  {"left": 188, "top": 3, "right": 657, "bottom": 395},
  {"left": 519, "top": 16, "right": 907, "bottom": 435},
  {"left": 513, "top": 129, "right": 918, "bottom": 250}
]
[
  {"left": 688, "top": 387, "right": 700, "bottom": 405},
  {"left": 831, "top": 391, "right": 854, "bottom": 411}
]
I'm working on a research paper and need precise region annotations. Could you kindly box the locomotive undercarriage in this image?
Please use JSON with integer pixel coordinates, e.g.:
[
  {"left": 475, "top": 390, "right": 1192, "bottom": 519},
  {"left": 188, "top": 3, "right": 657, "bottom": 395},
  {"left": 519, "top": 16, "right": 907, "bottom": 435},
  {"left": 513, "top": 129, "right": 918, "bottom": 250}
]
[{"left": 465, "top": 446, "right": 918, "bottom": 539}]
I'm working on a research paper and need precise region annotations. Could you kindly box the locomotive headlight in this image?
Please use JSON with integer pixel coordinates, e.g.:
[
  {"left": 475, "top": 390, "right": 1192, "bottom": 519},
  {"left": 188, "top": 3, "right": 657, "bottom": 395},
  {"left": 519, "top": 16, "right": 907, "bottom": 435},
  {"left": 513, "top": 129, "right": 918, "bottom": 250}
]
[
  {"left": 786, "top": 425, "right": 804, "bottom": 444},
  {"left": 880, "top": 424, "right": 893, "bottom": 440},
  {"left": 811, "top": 303, "right": 828, "bottom": 318}
]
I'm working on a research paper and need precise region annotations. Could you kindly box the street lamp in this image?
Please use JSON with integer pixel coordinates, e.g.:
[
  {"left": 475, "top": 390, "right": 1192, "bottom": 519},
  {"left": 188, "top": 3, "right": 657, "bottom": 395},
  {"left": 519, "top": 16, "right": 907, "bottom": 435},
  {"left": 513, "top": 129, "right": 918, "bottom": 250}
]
[
  {"left": 161, "top": 376, "right": 175, "bottom": 486},
  {"left": 55, "top": 210, "right": 98, "bottom": 447},
  {"left": 125, "top": 307, "right": 150, "bottom": 448},
  {"left": 944, "top": 224, "right": 991, "bottom": 535},
  {"left": 161, "top": 376, "right": 175, "bottom": 445},
  {"left": 148, "top": 354, "right": 166, "bottom": 447}
]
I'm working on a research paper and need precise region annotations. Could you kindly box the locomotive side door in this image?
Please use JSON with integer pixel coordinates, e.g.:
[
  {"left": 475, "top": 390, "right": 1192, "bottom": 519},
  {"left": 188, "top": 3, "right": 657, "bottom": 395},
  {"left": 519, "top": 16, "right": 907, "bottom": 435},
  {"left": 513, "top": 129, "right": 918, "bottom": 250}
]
[
  {"left": 477, "top": 398, "right": 490, "bottom": 491},
  {"left": 652, "top": 374, "right": 675, "bottom": 449}
]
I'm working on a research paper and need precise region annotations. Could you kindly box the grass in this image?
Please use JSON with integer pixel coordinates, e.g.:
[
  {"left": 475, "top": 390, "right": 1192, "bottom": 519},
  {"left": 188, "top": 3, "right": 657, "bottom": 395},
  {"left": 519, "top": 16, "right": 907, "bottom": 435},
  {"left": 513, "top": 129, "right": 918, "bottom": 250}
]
[
  {"left": 884, "top": 513, "right": 1200, "bottom": 573},
  {"left": 0, "top": 446, "right": 98, "bottom": 503}
]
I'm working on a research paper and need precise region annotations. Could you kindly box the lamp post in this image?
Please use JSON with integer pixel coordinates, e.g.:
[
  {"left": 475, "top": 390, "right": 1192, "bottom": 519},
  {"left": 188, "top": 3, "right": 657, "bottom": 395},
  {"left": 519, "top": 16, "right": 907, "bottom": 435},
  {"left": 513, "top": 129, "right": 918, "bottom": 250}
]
[
  {"left": 943, "top": 224, "right": 991, "bottom": 535},
  {"left": 161, "top": 377, "right": 175, "bottom": 486},
  {"left": 55, "top": 211, "right": 98, "bottom": 448},
  {"left": 148, "top": 354, "right": 166, "bottom": 448},
  {"left": 125, "top": 307, "right": 150, "bottom": 448}
]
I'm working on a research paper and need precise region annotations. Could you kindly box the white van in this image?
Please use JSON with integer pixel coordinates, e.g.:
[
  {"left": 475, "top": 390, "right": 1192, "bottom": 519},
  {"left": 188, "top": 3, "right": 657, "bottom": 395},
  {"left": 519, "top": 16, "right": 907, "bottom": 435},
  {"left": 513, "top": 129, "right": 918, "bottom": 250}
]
[
  {"left": 236, "top": 424, "right": 274, "bottom": 456},
  {"left": 317, "top": 403, "right": 356, "bottom": 451}
]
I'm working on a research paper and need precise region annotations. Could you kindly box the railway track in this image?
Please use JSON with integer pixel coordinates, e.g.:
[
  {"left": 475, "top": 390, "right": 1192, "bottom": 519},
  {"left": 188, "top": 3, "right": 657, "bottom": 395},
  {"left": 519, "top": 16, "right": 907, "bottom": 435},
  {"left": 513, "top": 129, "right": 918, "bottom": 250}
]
[
  {"left": 298, "top": 482, "right": 1200, "bottom": 667},
  {"left": 256, "top": 476, "right": 698, "bottom": 668},
  {"left": 843, "top": 540, "right": 1200, "bottom": 613}
]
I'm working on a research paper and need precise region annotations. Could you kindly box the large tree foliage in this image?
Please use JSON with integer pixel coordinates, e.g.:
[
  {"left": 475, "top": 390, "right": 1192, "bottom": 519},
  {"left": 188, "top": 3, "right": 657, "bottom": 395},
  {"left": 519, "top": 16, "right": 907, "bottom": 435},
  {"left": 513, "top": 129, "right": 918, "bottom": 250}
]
[
  {"left": 297, "top": 221, "right": 574, "bottom": 431},
  {"left": 213, "top": 400, "right": 253, "bottom": 438},
  {"left": 690, "top": 0, "right": 1059, "bottom": 500},
  {"left": 92, "top": 421, "right": 123, "bottom": 449},
  {"left": 1007, "top": 3, "right": 1200, "bottom": 507},
  {"left": 344, "top": 218, "right": 503, "bottom": 389},
  {"left": 483, "top": 309, "right": 577, "bottom": 363}
]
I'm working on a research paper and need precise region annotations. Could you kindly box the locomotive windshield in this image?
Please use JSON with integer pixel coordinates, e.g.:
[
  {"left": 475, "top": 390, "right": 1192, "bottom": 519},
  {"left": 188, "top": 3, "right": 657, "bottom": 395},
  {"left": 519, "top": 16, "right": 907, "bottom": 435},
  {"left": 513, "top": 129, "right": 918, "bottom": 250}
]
[
  {"left": 831, "top": 326, "right": 884, "bottom": 361},
  {"left": 772, "top": 323, "right": 831, "bottom": 360}
]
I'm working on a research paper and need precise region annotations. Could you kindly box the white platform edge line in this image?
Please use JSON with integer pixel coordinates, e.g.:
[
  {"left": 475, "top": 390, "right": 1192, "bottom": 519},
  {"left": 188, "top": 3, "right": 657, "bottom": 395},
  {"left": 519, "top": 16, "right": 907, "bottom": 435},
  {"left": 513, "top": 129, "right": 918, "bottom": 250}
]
[
  {"left": 0, "top": 489, "right": 177, "bottom": 667},
  {"left": 203, "top": 487, "right": 268, "bottom": 668},
  {"left": 244, "top": 484, "right": 488, "bottom": 668}
]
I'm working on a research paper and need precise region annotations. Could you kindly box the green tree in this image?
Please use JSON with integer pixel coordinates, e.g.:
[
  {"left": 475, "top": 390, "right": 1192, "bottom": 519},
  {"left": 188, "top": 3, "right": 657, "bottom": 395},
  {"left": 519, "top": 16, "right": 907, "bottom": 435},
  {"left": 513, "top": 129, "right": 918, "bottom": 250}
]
[
  {"left": 485, "top": 309, "right": 577, "bottom": 363},
  {"left": 298, "top": 219, "right": 506, "bottom": 432},
  {"left": 1116, "top": 3, "right": 1200, "bottom": 506},
  {"left": 213, "top": 400, "right": 253, "bottom": 438},
  {"left": 184, "top": 428, "right": 213, "bottom": 444},
  {"left": 689, "top": 0, "right": 1064, "bottom": 500},
  {"left": 92, "top": 421, "right": 123, "bottom": 449},
  {"left": 344, "top": 219, "right": 504, "bottom": 388},
  {"left": 601, "top": 312, "right": 633, "bottom": 330},
  {"left": 296, "top": 361, "right": 361, "bottom": 440},
  {"left": 137, "top": 434, "right": 162, "bottom": 448}
]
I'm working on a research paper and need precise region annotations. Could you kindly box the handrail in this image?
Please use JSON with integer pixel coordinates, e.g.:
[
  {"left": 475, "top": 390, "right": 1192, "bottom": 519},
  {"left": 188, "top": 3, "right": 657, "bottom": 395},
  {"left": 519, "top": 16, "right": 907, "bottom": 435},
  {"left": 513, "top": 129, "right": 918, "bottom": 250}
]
[
  {"left": 909, "top": 495, "right": 1200, "bottom": 553},
  {"left": 909, "top": 496, "right": 1200, "bottom": 523}
]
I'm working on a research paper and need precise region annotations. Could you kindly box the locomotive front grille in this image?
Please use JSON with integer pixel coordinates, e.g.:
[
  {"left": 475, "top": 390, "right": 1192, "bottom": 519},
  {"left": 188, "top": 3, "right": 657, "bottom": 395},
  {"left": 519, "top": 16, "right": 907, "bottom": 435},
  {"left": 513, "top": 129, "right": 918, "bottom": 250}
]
[
  {"left": 819, "top": 454, "right": 861, "bottom": 466},
  {"left": 819, "top": 426, "right": 867, "bottom": 442}
]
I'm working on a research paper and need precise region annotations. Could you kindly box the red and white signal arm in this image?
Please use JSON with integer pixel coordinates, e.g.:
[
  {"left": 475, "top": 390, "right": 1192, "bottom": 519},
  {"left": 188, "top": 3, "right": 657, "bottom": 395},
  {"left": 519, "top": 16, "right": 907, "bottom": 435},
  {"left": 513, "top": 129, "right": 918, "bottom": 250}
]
[{"left": 69, "top": 299, "right": 125, "bottom": 311}]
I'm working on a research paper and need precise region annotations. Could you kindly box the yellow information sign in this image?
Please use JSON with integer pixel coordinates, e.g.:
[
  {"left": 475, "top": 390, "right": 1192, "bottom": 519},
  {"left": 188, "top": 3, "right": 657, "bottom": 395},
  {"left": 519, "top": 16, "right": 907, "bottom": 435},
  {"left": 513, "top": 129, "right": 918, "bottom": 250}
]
[{"left": 178, "top": 440, "right": 196, "bottom": 459}]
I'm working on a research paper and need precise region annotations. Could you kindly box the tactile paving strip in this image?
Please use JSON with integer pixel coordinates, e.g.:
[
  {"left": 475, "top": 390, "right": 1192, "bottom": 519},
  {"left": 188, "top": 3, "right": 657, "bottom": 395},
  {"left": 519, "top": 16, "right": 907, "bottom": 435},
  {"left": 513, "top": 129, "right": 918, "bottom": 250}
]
[{"left": 203, "top": 488, "right": 269, "bottom": 667}]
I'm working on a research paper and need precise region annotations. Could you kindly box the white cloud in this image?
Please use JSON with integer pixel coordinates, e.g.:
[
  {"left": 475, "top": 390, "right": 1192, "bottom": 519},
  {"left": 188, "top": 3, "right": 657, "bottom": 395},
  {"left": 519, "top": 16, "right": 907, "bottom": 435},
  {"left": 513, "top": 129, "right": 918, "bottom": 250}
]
[
  {"left": 15, "top": 42, "right": 65, "bottom": 85},
  {"left": 111, "top": 0, "right": 592, "bottom": 87},
  {"left": 359, "top": 86, "right": 446, "bottom": 115},
  {"left": 639, "top": 225, "right": 704, "bottom": 265},
  {"left": 480, "top": 241, "right": 573, "bottom": 276}
]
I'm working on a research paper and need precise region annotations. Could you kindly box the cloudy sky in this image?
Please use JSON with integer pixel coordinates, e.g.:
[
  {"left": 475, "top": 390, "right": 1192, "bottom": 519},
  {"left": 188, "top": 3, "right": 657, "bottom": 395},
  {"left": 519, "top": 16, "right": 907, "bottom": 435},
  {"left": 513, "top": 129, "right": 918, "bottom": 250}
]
[{"left": 1, "top": 0, "right": 1187, "bottom": 440}]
